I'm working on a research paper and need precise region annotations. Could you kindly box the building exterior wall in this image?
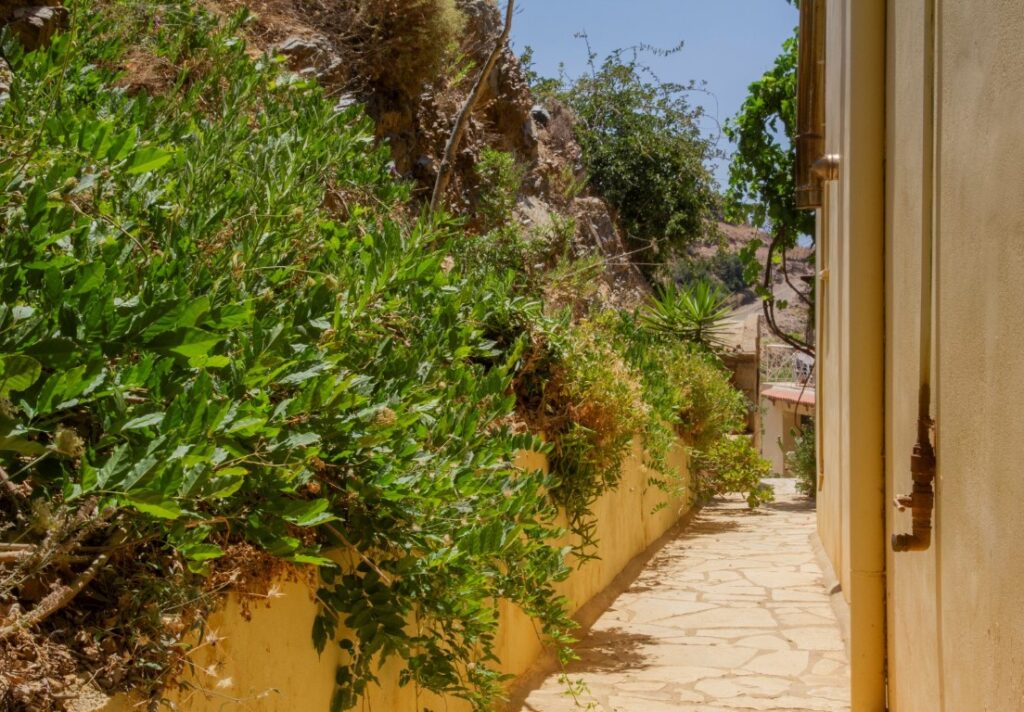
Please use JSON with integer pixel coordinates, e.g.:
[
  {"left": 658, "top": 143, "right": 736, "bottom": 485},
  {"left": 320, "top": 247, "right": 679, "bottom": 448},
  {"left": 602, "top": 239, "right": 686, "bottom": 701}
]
[
  {"left": 762, "top": 399, "right": 788, "bottom": 476},
  {"left": 817, "top": 1, "right": 887, "bottom": 708},
  {"left": 761, "top": 395, "right": 812, "bottom": 476},
  {"left": 818, "top": 0, "right": 1024, "bottom": 710},
  {"left": 101, "top": 441, "right": 690, "bottom": 711}
]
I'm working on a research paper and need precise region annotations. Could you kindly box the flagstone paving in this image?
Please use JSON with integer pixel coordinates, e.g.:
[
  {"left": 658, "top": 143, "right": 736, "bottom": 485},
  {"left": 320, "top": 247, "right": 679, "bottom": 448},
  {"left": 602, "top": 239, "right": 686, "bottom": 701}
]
[{"left": 519, "top": 479, "right": 850, "bottom": 711}]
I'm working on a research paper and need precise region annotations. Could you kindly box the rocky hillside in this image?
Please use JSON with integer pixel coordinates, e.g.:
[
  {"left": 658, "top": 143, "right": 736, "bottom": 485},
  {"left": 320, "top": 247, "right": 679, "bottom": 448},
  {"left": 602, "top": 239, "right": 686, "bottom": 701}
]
[
  {"left": 199, "top": 0, "right": 650, "bottom": 305},
  {"left": 695, "top": 222, "right": 814, "bottom": 341}
]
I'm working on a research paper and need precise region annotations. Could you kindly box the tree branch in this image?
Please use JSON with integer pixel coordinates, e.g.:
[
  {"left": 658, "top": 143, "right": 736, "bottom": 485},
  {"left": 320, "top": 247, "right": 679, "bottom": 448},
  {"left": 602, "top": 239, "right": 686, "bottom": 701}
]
[
  {"left": 780, "top": 244, "right": 813, "bottom": 309},
  {"left": 430, "top": 0, "right": 515, "bottom": 212},
  {"left": 0, "top": 529, "right": 126, "bottom": 641},
  {"left": 762, "top": 229, "right": 814, "bottom": 357}
]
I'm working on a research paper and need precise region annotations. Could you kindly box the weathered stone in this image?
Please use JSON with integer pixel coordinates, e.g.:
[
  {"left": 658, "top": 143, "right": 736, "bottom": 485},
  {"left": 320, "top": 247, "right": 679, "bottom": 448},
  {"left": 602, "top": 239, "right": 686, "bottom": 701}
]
[
  {"left": 333, "top": 93, "right": 358, "bottom": 114},
  {"left": 0, "top": 56, "right": 12, "bottom": 104},
  {"left": 276, "top": 36, "right": 325, "bottom": 63},
  {"left": 734, "top": 634, "right": 794, "bottom": 651},
  {"left": 744, "top": 650, "right": 811, "bottom": 677},
  {"left": 695, "top": 674, "right": 792, "bottom": 698},
  {"left": 5, "top": 4, "right": 67, "bottom": 50},
  {"left": 783, "top": 626, "right": 846, "bottom": 651},
  {"left": 660, "top": 607, "right": 777, "bottom": 631},
  {"left": 530, "top": 103, "right": 551, "bottom": 127}
]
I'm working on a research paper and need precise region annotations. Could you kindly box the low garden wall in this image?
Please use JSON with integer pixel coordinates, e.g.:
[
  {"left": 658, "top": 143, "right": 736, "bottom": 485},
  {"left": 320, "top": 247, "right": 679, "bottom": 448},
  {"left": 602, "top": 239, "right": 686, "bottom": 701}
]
[{"left": 101, "top": 438, "right": 690, "bottom": 712}]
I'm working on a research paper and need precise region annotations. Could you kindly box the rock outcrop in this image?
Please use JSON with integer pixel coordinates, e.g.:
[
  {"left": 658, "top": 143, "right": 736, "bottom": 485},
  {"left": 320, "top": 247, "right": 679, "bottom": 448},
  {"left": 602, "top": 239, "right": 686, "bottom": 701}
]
[
  {"left": 1, "top": 1, "right": 66, "bottom": 50},
  {"left": 207, "top": 0, "right": 648, "bottom": 305}
]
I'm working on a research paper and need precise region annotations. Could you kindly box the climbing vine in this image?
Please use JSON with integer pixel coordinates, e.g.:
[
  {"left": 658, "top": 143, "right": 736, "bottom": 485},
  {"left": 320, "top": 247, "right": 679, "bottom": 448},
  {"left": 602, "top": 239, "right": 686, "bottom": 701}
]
[{"left": 724, "top": 26, "right": 816, "bottom": 354}]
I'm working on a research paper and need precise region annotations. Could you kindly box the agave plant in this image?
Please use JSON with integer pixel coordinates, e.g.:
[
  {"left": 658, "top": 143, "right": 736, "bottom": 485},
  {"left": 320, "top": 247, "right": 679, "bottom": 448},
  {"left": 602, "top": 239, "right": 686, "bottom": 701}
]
[{"left": 641, "top": 281, "right": 732, "bottom": 351}]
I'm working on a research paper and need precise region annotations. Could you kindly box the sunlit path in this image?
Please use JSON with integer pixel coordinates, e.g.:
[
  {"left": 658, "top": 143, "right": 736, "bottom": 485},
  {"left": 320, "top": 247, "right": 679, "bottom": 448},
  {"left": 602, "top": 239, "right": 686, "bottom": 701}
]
[{"left": 519, "top": 479, "right": 850, "bottom": 711}]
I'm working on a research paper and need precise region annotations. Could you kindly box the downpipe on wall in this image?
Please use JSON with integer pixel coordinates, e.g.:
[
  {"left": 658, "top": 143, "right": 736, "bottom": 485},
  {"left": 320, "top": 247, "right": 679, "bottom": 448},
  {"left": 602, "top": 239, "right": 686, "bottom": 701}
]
[{"left": 891, "top": 0, "right": 937, "bottom": 554}]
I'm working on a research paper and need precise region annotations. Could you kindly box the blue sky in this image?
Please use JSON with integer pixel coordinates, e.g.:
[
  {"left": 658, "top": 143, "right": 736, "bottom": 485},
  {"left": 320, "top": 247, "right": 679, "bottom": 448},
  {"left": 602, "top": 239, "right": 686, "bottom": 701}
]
[{"left": 510, "top": 0, "right": 798, "bottom": 190}]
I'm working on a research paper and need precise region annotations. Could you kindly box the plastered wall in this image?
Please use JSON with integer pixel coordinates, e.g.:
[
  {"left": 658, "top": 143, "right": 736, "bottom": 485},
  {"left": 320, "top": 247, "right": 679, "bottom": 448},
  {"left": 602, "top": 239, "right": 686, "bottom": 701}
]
[
  {"left": 817, "top": 0, "right": 887, "bottom": 708},
  {"left": 761, "top": 396, "right": 809, "bottom": 476},
  {"left": 901, "top": 1, "right": 1024, "bottom": 709},
  {"left": 101, "top": 440, "right": 690, "bottom": 711},
  {"left": 820, "top": 0, "right": 1024, "bottom": 710}
]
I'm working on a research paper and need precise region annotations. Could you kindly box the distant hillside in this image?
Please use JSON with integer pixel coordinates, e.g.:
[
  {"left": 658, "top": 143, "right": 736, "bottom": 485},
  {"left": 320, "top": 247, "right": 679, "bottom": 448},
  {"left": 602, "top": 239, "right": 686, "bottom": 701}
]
[{"left": 694, "top": 222, "right": 814, "bottom": 341}]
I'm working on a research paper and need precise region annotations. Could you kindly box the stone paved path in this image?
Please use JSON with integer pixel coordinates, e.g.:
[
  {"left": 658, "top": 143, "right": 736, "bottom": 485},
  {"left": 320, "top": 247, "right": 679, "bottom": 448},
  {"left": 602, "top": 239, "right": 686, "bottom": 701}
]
[{"left": 519, "top": 479, "right": 850, "bottom": 711}]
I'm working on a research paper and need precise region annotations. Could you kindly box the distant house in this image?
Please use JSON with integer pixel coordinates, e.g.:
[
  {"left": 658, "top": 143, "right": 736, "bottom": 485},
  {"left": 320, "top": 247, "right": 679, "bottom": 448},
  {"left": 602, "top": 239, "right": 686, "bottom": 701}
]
[
  {"left": 760, "top": 383, "right": 814, "bottom": 476},
  {"left": 719, "top": 313, "right": 762, "bottom": 443}
]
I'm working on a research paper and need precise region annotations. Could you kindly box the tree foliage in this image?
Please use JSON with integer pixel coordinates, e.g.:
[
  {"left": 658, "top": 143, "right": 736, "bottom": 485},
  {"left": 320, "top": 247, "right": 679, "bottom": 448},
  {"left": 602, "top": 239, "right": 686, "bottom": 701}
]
[
  {"left": 724, "top": 28, "right": 815, "bottom": 354},
  {"left": 534, "top": 44, "right": 720, "bottom": 267}
]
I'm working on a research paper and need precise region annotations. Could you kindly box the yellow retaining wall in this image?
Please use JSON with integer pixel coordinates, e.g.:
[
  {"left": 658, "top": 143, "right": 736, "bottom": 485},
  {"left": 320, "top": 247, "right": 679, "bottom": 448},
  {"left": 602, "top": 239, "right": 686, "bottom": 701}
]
[{"left": 102, "top": 438, "right": 689, "bottom": 711}]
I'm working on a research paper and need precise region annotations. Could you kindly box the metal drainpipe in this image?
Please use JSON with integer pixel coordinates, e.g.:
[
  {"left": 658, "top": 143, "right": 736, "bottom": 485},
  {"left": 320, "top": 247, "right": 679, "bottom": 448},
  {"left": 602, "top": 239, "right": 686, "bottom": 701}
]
[{"left": 892, "top": 0, "right": 937, "bottom": 553}]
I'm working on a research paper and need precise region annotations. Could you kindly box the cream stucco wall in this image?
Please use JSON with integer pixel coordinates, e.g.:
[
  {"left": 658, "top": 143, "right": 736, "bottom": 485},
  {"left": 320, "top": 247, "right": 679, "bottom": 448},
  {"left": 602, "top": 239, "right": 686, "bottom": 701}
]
[
  {"left": 820, "top": 1, "right": 1024, "bottom": 710},
  {"left": 761, "top": 395, "right": 811, "bottom": 476},
  {"left": 101, "top": 440, "right": 690, "bottom": 712},
  {"left": 817, "top": 1, "right": 887, "bottom": 709},
  {"left": 890, "top": 2, "right": 1024, "bottom": 710}
]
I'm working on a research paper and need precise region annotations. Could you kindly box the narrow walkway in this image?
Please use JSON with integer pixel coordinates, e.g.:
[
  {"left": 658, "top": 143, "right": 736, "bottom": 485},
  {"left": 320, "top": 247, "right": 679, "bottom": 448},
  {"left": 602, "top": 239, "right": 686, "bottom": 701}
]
[{"left": 520, "top": 479, "right": 850, "bottom": 711}]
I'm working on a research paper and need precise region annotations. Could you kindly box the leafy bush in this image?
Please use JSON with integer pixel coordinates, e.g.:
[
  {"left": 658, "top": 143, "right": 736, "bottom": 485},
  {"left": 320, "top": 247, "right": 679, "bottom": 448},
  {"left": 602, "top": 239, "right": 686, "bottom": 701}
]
[
  {"left": 457, "top": 149, "right": 590, "bottom": 310},
  {"left": 474, "top": 147, "right": 524, "bottom": 231},
  {"left": 0, "top": 3, "right": 767, "bottom": 710},
  {"left": 674, "top": 250, "right": 748, "bottom": 294},
  {"left": 534, "top": 46, "right": 719, "bottom": 266},
  {"left": 691, "top": 437, "right": 774, "bottom": 508},
  {"left": 544, "top": 320, "right": 649, "bottom": 549},
  {"left": 0, "top": 4, "right": 569, "bottom": 708},
  {"left": 786, "top": 421, "right": 817, "bottom": 498}
]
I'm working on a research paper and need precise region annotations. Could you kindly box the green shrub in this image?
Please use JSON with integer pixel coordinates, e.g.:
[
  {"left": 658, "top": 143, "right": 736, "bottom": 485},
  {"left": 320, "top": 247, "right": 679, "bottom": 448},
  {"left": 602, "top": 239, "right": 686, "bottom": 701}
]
[
  {"left": 691, "top": 437, "right": 774, "bottom": 508},
  {"left": 786, "top": 421, "right": 817, "bottom": 498},
  {"left": 546, "top": 320, "right": 649, "bottom": 550},
  {"left": 537, "top": 312, "right": 763, "bottom": 539},
  {"left": 475, "top": 147, "right": 524, "bottom": 231},
  {"left": 534, "top": 47, "right": 719, "bottom": 267},
  {"left": 0, "top": 4, "right": 569, "bottom": 708}
]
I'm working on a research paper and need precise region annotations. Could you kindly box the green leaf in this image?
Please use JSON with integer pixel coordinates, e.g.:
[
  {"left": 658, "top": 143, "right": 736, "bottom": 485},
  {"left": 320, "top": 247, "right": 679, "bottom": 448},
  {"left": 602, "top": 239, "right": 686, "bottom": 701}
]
[
  {"left": 125, "top": 145, "right": 173, "bottom": 175},
  {"left": 121, "top": 412, "right": 165, "bottom": 431},
  {"left": 24, "top": 337, "right": 77, "bottom": 368},
  {"left": 280, "top": 498, "right": 334, "bottom": 526},
  {"left": 273, "top": 432, "right": 321, "bottom": 451},
  {"left": 180, "top": 543, "right": 225, "bottom": 561},
  {"left": 289, "top": 553, "right": 337, "bottom": 567},
  {"left": 25, "top": 183, "right": 48, "bottom": 225},
  {"left": 0, "top": 434, "right": 47, "bottom": 455},
  {"left": 95, "top": 445, "right": 129, "bottom": 489},
  {"left": 106, "top": 129, "right": 137, "bottom": 162},
  {"left": 148, "top": 328, "right": 224, "bottom": 360},
  {"left": 125, "top": 493, "right": 182, "bottom": 519},
  {"left": 188, "top": 354, "right": 231, "bottom": 369},
  {"left": 67, "top": 262, "right": 106, "bottom": 295},
  {"left": 0, "top": 355, "right": 42, "bottom": 395}
]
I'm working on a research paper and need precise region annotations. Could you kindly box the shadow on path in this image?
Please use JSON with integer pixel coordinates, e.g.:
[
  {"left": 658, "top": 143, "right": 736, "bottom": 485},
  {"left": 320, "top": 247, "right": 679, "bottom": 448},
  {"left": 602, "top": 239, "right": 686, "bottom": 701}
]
[{"left": 515, "top": 479, "right": 851, "bottom": 711}]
